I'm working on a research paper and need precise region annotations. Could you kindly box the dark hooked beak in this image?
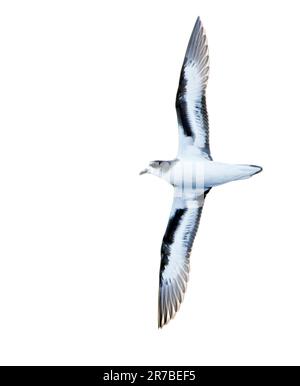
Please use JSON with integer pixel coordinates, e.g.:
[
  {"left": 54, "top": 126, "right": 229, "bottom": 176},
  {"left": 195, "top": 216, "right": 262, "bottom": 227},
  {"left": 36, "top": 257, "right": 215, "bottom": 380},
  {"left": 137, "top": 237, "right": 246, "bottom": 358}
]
[{"left": 139, "top": 168, "right": 148, "bottom": 175}]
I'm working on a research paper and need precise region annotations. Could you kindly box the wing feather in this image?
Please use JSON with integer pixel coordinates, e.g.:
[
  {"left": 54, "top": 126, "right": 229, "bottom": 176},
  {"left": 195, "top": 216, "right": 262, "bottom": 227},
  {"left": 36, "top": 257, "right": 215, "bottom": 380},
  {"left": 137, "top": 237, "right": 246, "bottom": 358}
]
[
  {"left": 158, "top": 191, "right": 209, "bottom": 328},
  {"left": 176, "top": 17, "right": 212, "bottom": 160}
]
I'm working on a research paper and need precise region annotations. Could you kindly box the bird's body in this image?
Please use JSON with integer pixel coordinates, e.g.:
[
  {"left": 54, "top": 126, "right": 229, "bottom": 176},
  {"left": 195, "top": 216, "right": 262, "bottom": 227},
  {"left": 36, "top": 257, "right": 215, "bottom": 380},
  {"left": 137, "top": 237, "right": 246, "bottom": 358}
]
[
  {"left": 140, "top": 17, "right": 262, "bottom": 328},
  {"left": 152, "top": 160, "right": 262, "bottom": 190}
]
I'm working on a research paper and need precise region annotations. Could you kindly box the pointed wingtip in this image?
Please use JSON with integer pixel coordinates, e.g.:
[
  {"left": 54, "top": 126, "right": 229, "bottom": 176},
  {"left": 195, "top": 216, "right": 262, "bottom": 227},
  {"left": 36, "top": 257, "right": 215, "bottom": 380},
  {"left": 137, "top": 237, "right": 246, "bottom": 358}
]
[
  {"left": 158, "top": 316, "right": 169, "bottom": 329},
  {"left": 194, "top": 16, "right": 201, "bottom": 29}
]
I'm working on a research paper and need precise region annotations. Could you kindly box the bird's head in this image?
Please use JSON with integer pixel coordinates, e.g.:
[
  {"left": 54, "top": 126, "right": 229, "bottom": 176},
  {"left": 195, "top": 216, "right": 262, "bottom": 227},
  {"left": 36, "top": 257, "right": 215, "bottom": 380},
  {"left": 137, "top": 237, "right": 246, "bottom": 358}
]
[{"left": 139, "top": 161, "right": 169, "bottom": 177}]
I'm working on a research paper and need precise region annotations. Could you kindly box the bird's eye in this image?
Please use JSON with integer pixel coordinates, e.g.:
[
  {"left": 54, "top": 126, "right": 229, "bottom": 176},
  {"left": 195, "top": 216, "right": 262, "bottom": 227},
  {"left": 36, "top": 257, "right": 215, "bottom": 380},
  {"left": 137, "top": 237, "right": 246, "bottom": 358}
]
[{"left": 151, "top": 161, "right": 160, "bottom": 168}]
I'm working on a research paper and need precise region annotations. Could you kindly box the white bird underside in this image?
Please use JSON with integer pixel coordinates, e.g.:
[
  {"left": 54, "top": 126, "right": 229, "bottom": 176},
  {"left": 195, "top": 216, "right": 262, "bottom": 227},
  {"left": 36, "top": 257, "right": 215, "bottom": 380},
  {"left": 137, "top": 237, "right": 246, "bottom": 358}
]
[
  {"left": 161, "top": 160, "right": 262, "bottom": 190},
  {"left": 144, "top": 17, "right": 263, "bottom": 328}
]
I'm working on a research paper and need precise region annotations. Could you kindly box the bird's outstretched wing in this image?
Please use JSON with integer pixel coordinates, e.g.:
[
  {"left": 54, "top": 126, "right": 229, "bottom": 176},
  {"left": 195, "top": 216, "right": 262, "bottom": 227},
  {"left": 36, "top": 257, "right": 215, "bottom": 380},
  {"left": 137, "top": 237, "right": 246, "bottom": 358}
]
[
  {"left": 158, "top": 190, "right": 210, "bottom": 328},
  {"left": 176, "top": 17, "right": 212, "bottom": 160}
]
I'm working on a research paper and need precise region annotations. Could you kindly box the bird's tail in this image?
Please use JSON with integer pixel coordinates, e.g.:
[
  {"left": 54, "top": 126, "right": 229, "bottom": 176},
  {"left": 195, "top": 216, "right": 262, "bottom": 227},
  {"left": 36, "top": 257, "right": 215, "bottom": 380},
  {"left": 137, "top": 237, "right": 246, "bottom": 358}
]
[{"left": 235, "top": 164, "right": 263, "bottom": 180}]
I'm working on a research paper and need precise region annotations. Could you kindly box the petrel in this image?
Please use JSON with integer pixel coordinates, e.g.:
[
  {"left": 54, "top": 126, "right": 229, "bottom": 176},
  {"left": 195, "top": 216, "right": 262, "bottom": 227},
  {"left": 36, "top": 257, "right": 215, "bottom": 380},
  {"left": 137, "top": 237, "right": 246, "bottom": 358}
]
[{"left": 140, "top": 17, "right": 262, "bottom": 328}]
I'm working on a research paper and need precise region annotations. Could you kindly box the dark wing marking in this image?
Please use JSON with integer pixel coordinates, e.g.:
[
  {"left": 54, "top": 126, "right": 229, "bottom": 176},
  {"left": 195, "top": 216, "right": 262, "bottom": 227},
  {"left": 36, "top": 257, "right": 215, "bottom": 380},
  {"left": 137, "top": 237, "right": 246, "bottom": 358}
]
[
  {"left": 158, "top": 190, "right": 210, "bottom": 328},
  {"left": 176, "top": 17, "right": 212, "bottom": 160}
]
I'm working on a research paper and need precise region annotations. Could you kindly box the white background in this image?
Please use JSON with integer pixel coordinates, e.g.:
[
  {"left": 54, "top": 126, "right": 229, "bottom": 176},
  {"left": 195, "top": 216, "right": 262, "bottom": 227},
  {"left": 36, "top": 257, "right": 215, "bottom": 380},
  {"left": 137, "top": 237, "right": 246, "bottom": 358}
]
[{"left": 0, "top": 0, "right": 299, "bottom": 365}]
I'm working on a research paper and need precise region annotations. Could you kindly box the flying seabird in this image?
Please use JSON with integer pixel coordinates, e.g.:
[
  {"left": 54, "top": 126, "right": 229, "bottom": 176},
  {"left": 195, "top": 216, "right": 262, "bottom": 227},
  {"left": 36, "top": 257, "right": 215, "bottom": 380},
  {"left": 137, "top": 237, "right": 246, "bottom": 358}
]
[{"left": 140, "top": 17, "right": 262, "bottom": 328}]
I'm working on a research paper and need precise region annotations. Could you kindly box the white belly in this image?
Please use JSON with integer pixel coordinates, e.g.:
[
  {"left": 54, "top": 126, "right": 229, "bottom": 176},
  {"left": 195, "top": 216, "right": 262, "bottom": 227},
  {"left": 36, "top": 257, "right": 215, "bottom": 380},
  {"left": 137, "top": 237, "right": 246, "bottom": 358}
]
[{"left": 163, "top": 160, "right": 258, "bottom": 190}]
